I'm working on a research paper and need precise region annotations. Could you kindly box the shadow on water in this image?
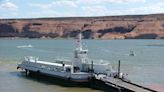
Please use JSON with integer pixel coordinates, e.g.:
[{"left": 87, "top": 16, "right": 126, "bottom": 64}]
[
  {"left": 9, "top": 71, "right": 114, "bottom": 92},
  {"left": 9, "top": 71, "right": 80, "bottom": 86}
]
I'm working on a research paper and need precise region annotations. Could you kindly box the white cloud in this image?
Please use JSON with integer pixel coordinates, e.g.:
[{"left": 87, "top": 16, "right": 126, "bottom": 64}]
[
  {"left": 80, "top": 2, "right": 164, "bottom": 16},
  {"left": 52, "top": 0, "right": 77, "bottom": 8},
  {"left": 28, "top": 0, "right": 164, "bottom": 18},
  {"left": 27, "top": 10, "right": 78, "bottom": 18},
  {"left": 29, "top": 0, "right": 148, "bottom": 17},
  {"left": 31, "top": 0, "right": 146, "bottom": 10},
  {"left": 107, "top": 0, "right": 146, "bottom": 3},
  {"left": 77, "top": 0, "right": 146, "bottom": 5},
  {"left": 81, "top": 6, "right": 109, "bottom": 16},
  {"left": 111, "top": 2, "right": 164, "bottom": 15},
  {"left": 29, "top": 3, "right": 52, "bottom": 9},
  {"left": 30, "top": 0, "right": 77, "bottom": 9},
  {"left": 0, "top": 0, "right": 18, "bottom": 9}
]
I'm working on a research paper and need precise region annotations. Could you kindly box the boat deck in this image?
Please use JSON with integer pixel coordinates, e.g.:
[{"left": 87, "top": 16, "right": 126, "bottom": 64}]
[
  {"left": 25, "top": 58, "right": 71, "bottom": 67},
  {"left": 37, "top": 60, "right": 71, "bottom": 67}
]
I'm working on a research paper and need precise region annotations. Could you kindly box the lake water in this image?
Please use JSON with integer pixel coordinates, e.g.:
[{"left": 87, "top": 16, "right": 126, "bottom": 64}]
[{"left": 0, "top": 39, "right": 164, "bottom": 92}]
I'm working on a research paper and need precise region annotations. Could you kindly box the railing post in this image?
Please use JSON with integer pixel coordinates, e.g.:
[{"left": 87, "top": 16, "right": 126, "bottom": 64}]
[{"left": 118, "top": 60, "right": 120, "bottom": 78}]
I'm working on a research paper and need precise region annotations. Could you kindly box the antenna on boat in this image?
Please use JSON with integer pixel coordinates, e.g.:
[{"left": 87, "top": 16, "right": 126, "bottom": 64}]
[{"left": 77, "top": 32, "right": 82, "bottom": 50}]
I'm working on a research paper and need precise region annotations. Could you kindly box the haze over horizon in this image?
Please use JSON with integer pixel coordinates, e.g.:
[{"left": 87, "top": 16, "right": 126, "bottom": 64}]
[{"left": 0, "top": 0, "right": 164, "bottom": 19}]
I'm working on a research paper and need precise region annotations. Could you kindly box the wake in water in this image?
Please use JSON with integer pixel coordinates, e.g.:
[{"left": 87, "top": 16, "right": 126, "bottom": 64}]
[
  {"left": 17, "top": 45, "right": 55, "bottom": 53},
  {"left": 145, "top": 44, "right": 164, "bottom": 47},
  {"left": 16, "top": 44, "right": 33, "bottom": 48},
  {"left": 16, "top": 44, "right": 72, "bottom": 56}
]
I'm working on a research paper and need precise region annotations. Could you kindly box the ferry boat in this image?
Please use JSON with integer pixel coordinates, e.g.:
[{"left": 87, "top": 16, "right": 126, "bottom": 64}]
[{"left": 17, "top": 33, "right": 117, "bottom": 82}]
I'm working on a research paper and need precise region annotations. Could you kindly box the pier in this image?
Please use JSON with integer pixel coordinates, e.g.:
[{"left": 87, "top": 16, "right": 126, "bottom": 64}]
[
  {"left": 95, "top": 75, "right": 157, "bottom": 92},
  {"left": 95, "top": 60, "right": 157, "bottom": 92}
]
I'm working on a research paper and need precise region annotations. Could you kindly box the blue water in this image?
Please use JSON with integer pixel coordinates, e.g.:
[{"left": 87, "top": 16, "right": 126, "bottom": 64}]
[{"left": 0, "top": 39, "right": 164, "bottom": 92}]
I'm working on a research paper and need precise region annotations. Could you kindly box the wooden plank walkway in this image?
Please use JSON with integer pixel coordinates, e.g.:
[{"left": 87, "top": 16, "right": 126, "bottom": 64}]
[{"left": 96, "top": 75, "right": 157, "bottom": 92}]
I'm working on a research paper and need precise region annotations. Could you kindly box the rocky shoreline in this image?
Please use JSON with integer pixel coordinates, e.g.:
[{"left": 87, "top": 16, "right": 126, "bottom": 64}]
[{"left": 0, "top": 13, "right": 164, "bottom": 39}]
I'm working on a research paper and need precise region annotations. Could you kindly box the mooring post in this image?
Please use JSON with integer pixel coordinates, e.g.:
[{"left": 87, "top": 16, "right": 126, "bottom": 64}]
[
  {"left": 91, "top": 61, "right": 93, "bottom": 77},
  {"left": 118, "top": 60, "right": 120, "bottom": 78}
]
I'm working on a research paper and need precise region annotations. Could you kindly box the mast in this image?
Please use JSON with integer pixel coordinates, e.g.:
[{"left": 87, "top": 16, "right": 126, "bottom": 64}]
[
  {"left": 77, "top": 32, "right": 82, "bottom": 51},
  {"left": 73, "top": 32, "right": 89, "bottom": 71}
]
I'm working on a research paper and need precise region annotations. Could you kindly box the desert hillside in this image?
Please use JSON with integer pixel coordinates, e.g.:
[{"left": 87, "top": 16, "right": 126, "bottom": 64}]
[{"left": 1, "top": 14, "right": 164, "bottom": 39}]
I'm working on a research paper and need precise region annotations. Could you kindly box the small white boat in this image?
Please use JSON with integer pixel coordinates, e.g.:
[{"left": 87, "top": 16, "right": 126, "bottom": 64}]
[
  {"left": 17, "top": 33, "right": 117, "bottom": 82},
  {"left": 17, "top": 44, "right": 33, "bottom": 48}
]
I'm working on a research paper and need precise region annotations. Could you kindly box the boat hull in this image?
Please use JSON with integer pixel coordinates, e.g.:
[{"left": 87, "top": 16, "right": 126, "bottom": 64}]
[{"left": 17, "top": 64, "right": 92, "bottom": 83}]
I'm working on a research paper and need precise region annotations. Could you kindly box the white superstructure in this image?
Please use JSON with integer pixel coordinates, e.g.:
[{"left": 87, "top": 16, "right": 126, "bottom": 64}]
[{"left": 17, "top": 33, "right": 116, "bottom": 82}]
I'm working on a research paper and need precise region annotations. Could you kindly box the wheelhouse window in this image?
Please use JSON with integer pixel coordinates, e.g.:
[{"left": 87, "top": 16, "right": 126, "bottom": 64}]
[{"left": 74, "top": 66, "right": 80, "bottom": 72}]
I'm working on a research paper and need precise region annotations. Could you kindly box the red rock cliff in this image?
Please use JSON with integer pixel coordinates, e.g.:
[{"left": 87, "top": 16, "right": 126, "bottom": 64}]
[{"left": 0, "top": 14, "right": 164, "bottom": 39}]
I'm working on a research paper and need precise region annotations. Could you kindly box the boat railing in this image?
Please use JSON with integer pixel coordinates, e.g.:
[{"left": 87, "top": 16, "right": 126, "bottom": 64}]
[
  {"left": 24, "top": 56, "right": 38, "bottom": 62},
  {"left": 53, "top": 58, "right": 72, "bottom": 65},
  {"left": 91, "top": 59, "right": 110, "bottom": 64}
]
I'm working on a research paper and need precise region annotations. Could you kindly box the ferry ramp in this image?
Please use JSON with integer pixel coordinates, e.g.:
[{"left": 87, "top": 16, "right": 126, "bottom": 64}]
[{"left": 96, "top": 76, "right": 157, "bottom": 92}]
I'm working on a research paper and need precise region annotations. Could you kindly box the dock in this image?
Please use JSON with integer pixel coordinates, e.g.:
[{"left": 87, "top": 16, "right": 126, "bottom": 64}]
[{"left": 96, "top": 75, "right": 157, "bottom": 92}]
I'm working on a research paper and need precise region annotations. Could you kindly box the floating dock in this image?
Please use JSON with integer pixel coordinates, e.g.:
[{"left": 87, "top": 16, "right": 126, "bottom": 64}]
[{"left": 96, "top": 75, "right": 157, "bottom": 92}]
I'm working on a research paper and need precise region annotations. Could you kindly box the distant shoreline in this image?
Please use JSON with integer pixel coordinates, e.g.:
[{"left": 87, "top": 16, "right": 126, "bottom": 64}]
[
  {"left": 0, "top": 37, "right": 163, "bottom": 40},
  {"left": 1, "top": 13, "right": 164, "bottom": 39}
]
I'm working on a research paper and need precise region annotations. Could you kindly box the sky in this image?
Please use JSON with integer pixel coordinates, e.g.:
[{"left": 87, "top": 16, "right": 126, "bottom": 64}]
[{"left": 0, "top": 0, "right": 164, "bottom": 19}]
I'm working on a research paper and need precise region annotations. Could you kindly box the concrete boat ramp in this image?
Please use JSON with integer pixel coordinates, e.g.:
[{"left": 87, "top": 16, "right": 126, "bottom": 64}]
[{"left": 95, "top": 74, "right": 157, "bottom": 92}]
